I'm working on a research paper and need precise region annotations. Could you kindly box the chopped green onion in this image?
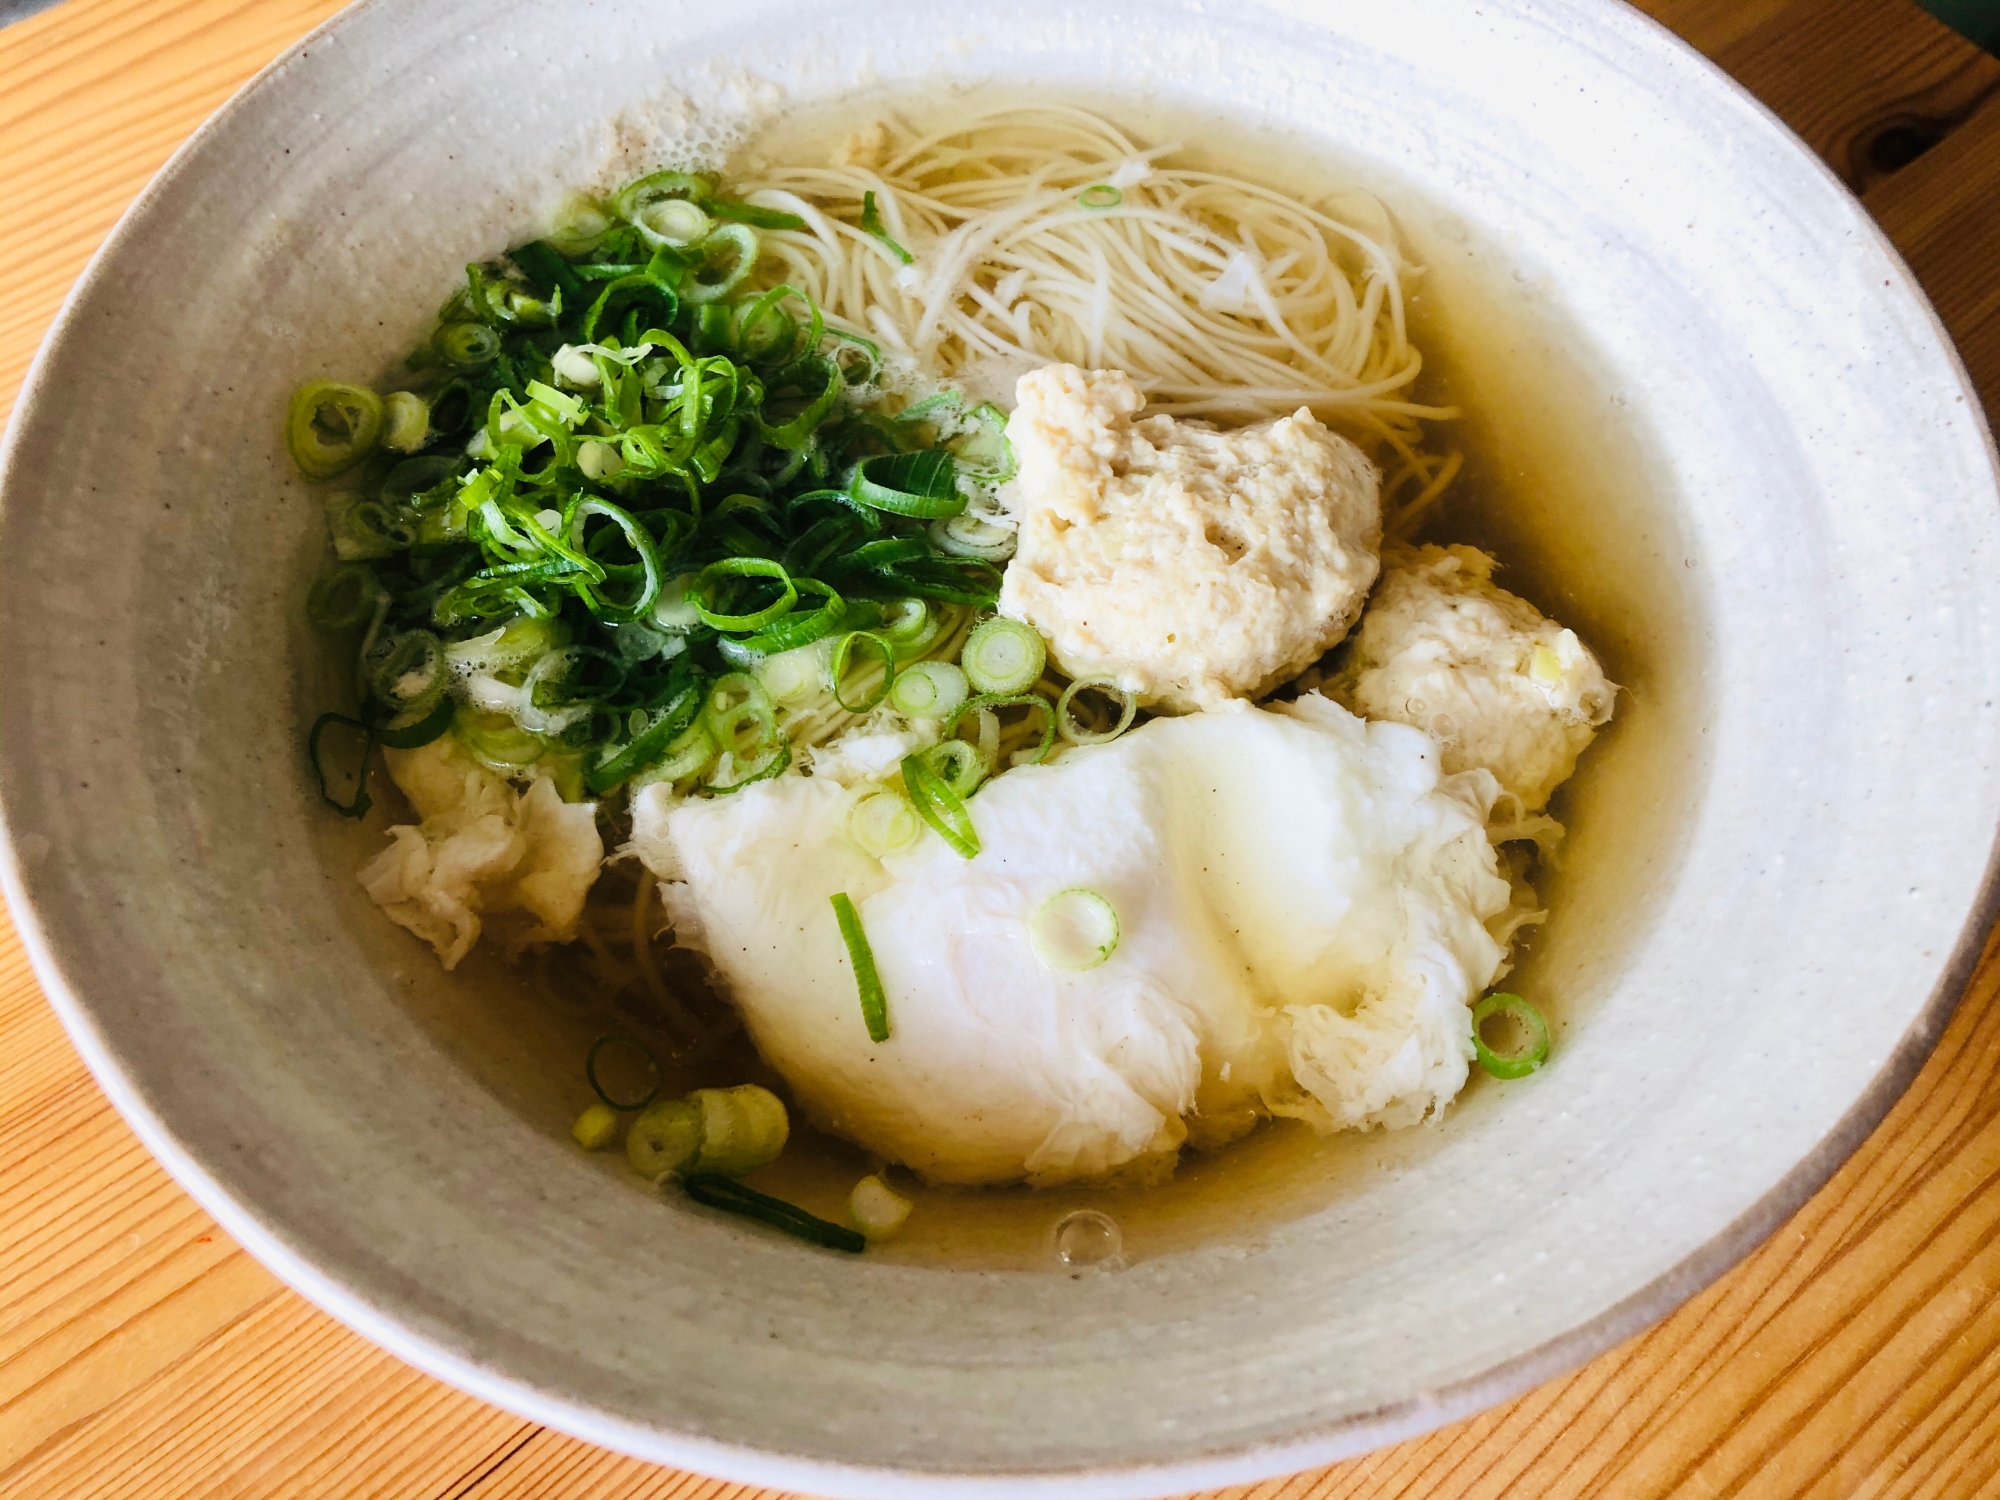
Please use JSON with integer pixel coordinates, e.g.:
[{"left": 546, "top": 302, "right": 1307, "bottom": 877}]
[
  {"left": 585, "top": 685, "right": 703, "bottom": 794},
  {"left": 709, "top": 198, "right": 808, "bottom": 231},
  {"left": 847, "top": 789, "right": 921, "bottom": 857},
  {"left": 690, "top": 557, "right": 798, "bottom": 631},
  {"left": 371, "top": 693, "right": 456, "bottom": 750},
  {"left": 1079, "top": 184, "right": 1122, "bottom": 208},
  {"left": 571, "top": 497, "right": 663, "bottom": 624},
  {"left": 889, "top": 660, "right": 969, "bottom": 720},
  {"left": 919, "top": 738, "right": 987, "bottom": 798},
  {"left": 433, "top": 321, "right": 501, "bottom": 367},
  {"left": 651, "top": 573, "right": 702, "bottom": 632},
  {"left": 830, "top": 630, "right": 896, "bottom": 713},
  {"left": 380, "top": 390, "right": 431, "bottom": 453},
  {"left": 737, "top": 577, "right": 847, "bottom": 655},
  {"left": 1029, "top": 887, "right": 1121, "bottom": 971},
  {"left": 547, "top": 193, "right": 615, "bottom": 255},
  {"left": 860, "top": 190, "right": 913, "bottom": 265},
  {"left": 628, "top": 1084, "right": 790, "bottom": 1179},
  {"left": 307, "top": 712, "right": 374, "bottom": 818},
  {"left": 617, "top": 169, "right": 715, "bottom": 247},
  {"left": 948, "top": 692, "right": 1056, "bottom": 767},
  {"left": 1471, "top": 993, "right": 1551, "bottom": 1079},
  {"left": 287, "top": 380, "right": 383, "bottom": 479},
  {"left": 300, "top": 167, "right": 1013, "bottom": 835},
  {"left": 571, "top": 1103, "right": 619, "bottom": 1151},
  {"left": 627, "top": 1098, "right": 703, "bottom": 1179},
  {"left": 929, "top": 512, "right": 1016, "bottom": 562},
  {"left": 457, "top": 708, "right": 548, "bottom": 768},
  {"left": 683, "top": 223, "right": 760, "bottom": 305},
  {"left": 380, "top": 455, "right": 459, "bottom": 509},
  {"left": 848, "top": 1174, "right": 912, "bottom": 1240},
  {"left": 682, "top": 1173, "right": 866, "bottom": 1253},
  {"left": 363, "top": 629, "right": 447, "bottom": 713},
  {"left": 635, "top": 197, "right": 710, "bottom": 247},
  {"left": 830, "top": 893, "right": 890, "bottom": 1042},
  {"left": 508, "top": 239, "right": 584, "bottom": 299},
  {"left": 877, "top": 598, "right": 937, "bottom": 656},
  {"left": 848, "top": 450, "right": 966, "bottom": 518},
  {"left": 585, "top": 1034, "right": 664, "bottom": 1111},
  {"left": 306, "top": 562, "right": 387, "bottom": 630},
  {"left": 1056, "top": 676, "right": 1138, "bottom": 745},
  {"left": 948, "top": 402, "right": 1017, "bottom": 481},
  {"left": 961, "top": 616, "right": 1047, "bottom": 695},
  {"left": 704, "top": 671, "right": 777, "bottom": 756},
  {"left": 705, "top": 737, "right": 791, "bottom": 794},
  {"left": 646, "top": 718, "right": 717, "bottom": 785},
  {"left": 901, "top": 752, "right": 980, "bottom": 859},
  {"left": 758, "top": 642, "right": 828, "bottom": 704}
]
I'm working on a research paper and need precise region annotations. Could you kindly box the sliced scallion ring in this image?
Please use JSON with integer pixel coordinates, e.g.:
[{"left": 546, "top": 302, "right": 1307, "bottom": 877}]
[
  {"left": 586, "top": 1034, "right": 664, "bottom": 1111},
  {"left": 682, "top": 222, "right": 760, "bottom": 304},
  {"left": 830, "top": 892, "right": 890, "bottom": 1043},
  {"left": 651, "top": 572, "right": 702, "bottom": 632},
  {"left": 307, "top": 712, "right": 374, "bottom": 819},
  {"left": 703, "top": 672, "right": 777, "bottom": 757},
  {"left": 919, "top": 738, "right": 987, "bottom": 798},
  {"left": 929, "top": 512, "right": 1016, "bottom": 562},
  {"left": 830, "top": 631, "right": 896, "bottom": 713},
  {"left": 380, "top": 455, "right": 459, "bottom": 510},
  {"left": 433, "top": 321, "right": 501, "bottom": 368},
  {"left": 584, "top": 685, "right": 703, "bottom": 794},
  {"left": 947, "top": 692, "right": 1056, "bottom": 767},
  {"left": 1471, "top": 993, "right": 1551, "bottom": 1079},
  {"left": 705, "top": 738, "right": 791, "bottom": 794},
  {"left": 645, "top": 718, "right": 717, "bottom": 785},
  {"left": 690, "top": 557, "right": 798, "bottom": 632},
  {"left": 888, "top": 660, "right": 969, "bottom": 721},
  {"left": 877, "top": 598, "right": 937, "bottom": 656},
  {"left": 617, "top": 170, "right": 714, "bottom": 239},
  {"left": 635, "top": 197, "right": 711, "bottom": 247},
  {"left": 370, "top": 693, "right": 455, "bottom": 751},
  {"left": 287, "top": 380, "right": 383, "bottom": 479},
  {"left": 1056, "top": 676, "right": 1138, "bottom": 745},
  {"left": 848, "top": 450, "right": 966, "bottom": 518},
  {"left": 379, "top": 390, "right": 431, "bottom": 453},
  {"left": 847, "top": 789, "right": 920, "bottom": 857},
  {"left": 758, "top": 642, "right": 828, "bottom": 704},
  {"left": 306, "top": 562, "right": 388, "bottom": 630},
  {"left": 1029, "top": 887, "right": 1120, "bottom": 972},
  {"left": 363, "top": 629, "right": 447, "bottom": 714},
  {"left": 961, "top": 616, "right": 1047, "bottom": 695},
  {"left": 1079, "top": 184, "right": 1122, "bottom": 208}
]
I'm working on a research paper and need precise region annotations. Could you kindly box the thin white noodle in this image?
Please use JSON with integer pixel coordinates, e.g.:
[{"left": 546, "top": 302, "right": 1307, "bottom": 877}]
[{"left": 734, "top": 102, "right": 1460, "bottom": 533}]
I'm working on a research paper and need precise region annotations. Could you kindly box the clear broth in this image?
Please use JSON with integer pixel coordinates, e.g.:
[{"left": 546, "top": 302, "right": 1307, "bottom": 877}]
[{"left": 377, "top": 88, "right": 1711, "bottom": 1273}]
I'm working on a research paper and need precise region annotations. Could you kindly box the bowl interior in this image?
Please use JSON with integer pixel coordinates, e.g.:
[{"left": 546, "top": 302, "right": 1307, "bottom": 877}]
[{"left": 3, "top": 1, "right": 1997, "bottom": 1494}]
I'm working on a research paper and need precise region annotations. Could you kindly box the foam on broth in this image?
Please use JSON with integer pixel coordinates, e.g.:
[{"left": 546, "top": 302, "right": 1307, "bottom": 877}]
[{"left": 356, "top": 88, "right": 1712, "bottom": 1273}]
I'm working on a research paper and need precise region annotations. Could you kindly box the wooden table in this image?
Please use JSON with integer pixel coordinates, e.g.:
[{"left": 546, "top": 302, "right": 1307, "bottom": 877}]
[{"left": 4, "top": 1, "right": 2000, "bottom": 1495}]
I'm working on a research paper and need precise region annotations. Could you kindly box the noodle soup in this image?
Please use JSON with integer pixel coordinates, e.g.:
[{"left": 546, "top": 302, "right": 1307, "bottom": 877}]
[{"left": 294, "top": 91, "right": 1688, "bottom": 1268}]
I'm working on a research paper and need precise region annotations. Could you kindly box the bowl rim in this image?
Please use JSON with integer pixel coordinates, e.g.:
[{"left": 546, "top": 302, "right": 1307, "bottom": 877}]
[{"left": 3, "top": 0, "right": 1998, "bottom": 1494}]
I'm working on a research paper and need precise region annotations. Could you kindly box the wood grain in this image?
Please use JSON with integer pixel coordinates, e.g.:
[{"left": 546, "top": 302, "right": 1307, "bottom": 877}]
[{"left": 2, "top": 1, "right": 1999, "bottom": 1496}]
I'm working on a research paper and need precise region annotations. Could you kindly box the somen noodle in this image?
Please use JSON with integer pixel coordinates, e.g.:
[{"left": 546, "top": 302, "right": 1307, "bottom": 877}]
[{"left": 732, "top": 103, "right": 1464, "bottom": 535}]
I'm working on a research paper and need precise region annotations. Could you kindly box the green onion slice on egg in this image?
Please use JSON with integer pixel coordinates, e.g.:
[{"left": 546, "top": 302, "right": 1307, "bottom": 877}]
[{"left": 1029, "top": 888, "right": 1121, "bottom": 972}]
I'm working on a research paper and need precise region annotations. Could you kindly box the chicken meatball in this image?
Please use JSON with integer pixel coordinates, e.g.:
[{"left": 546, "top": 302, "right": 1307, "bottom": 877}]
[{"left": 997, "top": 365, "right": 1381, "bottom": 713}]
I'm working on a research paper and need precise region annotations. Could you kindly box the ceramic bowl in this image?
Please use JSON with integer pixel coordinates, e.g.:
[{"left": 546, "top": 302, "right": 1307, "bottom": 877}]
[{"left": 3, "top": 0, "right": 1998, "bottom": 1495}]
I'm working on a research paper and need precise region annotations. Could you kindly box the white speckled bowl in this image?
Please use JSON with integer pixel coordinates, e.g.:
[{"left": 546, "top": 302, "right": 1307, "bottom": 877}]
[{"left": 3, "top": 0, "right": 1998, "bottom": 1494}]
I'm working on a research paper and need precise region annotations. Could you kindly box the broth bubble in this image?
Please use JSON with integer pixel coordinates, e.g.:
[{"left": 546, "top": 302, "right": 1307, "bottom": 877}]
[{"left": 1053, "top": 1209, "right": 1124, "bottom": 1269}]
